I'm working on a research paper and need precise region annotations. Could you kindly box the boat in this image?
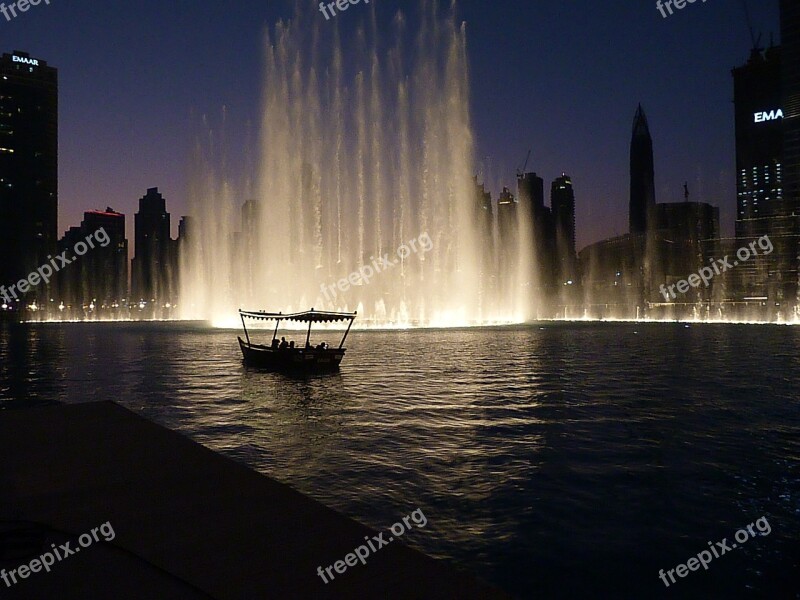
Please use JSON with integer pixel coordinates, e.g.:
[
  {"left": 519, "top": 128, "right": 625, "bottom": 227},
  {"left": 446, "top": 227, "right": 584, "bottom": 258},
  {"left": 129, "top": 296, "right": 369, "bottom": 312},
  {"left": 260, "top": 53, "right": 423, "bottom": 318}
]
[{"left": 238, "top": 308, "right": 357, "bottom": 372}]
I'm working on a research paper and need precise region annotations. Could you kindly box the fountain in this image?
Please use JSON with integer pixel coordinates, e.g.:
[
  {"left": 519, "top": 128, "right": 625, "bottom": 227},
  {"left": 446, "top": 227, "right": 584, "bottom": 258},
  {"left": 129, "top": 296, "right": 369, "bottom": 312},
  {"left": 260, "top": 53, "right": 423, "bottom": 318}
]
[{"left": 179, "top": 1, "right": 533, "bottom": 328}]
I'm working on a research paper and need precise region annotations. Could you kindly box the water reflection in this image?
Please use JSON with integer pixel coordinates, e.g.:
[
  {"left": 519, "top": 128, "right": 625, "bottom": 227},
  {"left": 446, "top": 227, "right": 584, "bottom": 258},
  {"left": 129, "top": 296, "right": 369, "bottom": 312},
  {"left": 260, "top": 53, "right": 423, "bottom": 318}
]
[
  {"left": 0, "top": 322, "right": 798, "bottom": 597},
  {"left": 0, "top": 323, "right": 65, "bottom": 408}
]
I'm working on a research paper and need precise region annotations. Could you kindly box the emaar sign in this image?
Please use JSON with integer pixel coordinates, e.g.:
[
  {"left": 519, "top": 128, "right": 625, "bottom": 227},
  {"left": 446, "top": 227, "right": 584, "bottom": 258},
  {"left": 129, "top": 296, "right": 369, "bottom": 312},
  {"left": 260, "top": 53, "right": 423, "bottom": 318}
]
[
  {"left": 12, "top": 56, "right": 39, "bottom": 66},
  {"left": 754, "top": 109, "right": 784, "bottom": 123}
]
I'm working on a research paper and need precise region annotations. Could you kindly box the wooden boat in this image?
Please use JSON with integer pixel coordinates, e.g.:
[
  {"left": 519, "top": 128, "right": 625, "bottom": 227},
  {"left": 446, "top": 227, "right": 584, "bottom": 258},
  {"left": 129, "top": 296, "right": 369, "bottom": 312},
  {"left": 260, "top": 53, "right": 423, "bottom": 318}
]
[{"left": 238, "top": 308, "right": 356, "bottom": 372}]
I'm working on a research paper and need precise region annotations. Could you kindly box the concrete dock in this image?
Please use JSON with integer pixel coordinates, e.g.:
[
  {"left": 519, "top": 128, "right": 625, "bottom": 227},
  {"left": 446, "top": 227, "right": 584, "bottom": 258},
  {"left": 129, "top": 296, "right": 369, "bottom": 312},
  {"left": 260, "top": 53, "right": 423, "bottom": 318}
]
[{"left": 0, "top": 402, "right": 507, "bottom": 599}]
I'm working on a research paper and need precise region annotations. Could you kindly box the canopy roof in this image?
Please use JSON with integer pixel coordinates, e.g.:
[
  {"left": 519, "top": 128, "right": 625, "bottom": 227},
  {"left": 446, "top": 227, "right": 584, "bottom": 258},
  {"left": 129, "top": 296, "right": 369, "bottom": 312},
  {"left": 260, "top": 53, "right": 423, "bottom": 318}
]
[{"left": 239, "top": 309, "right": 357, "bottom": 324}]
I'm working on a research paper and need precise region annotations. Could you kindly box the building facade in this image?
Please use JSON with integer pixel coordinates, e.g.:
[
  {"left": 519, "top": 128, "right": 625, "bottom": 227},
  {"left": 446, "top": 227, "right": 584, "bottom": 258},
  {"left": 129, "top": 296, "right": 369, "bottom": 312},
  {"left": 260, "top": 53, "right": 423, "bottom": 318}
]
[
  {"left": 82, "top": 208, "right": 128, "bottom": 306},
  {"left": 551, "top": 174, "right": 577, "bottom": 287},
  {"left": 0, "top": 51, "right": 58, "bottom": 305},
  {"left": 518, "top": 172, "right": 556, "bottom": 296},
  {"left": 782, "top": 0, "right": 800, "bottom": 219},
  {"left": 56, "top": 208, "right": 128, "bottom": 315},
  {"left": 781, "top": 0, "right": 800, "bottom": 305},
  {"left": 131, "top": 187, "right": 175, "bottom": 304},
  {"left": 733, "top": 42, "right": 800, "bottom": 304}
]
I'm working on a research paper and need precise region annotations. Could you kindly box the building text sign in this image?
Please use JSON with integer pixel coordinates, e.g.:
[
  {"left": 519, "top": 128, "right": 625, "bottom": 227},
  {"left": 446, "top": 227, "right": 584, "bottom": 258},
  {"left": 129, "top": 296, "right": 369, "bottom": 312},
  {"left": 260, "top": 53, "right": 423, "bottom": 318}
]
[{"left": 754, "top": 109, "right": 784, "bottom": 123}]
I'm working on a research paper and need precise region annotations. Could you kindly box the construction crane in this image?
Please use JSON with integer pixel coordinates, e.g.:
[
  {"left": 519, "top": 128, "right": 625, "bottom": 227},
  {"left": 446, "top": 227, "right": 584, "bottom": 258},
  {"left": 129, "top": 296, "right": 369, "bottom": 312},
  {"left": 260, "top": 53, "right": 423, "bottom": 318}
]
[
  {"left": 516, "top": 149, "right": 531, "bottom": 178},
  {"left": 741, "top": 0, "right": 763, "bottom": 54}
]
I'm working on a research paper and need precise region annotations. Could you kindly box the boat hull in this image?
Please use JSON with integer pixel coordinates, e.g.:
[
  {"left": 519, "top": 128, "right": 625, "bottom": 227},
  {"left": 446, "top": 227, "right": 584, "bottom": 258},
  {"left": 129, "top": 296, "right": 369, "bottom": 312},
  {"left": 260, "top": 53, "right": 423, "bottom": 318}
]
[{"left": 238, "top": 338, "right": 346, "bottom": 372}]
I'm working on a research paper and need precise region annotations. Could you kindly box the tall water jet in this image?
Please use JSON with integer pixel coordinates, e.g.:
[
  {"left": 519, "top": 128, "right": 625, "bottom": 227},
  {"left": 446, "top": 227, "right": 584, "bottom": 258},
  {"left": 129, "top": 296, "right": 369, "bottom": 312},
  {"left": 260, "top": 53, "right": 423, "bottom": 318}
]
[{"left": 180, "top": 2, "right": 533, "bottom": 327}]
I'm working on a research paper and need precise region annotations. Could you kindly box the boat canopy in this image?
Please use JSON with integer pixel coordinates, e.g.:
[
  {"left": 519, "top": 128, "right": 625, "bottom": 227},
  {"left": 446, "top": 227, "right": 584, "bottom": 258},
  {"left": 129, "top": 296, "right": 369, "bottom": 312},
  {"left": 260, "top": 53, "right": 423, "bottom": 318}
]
[
  {"left": 239, "top": 309, "right": 357, "bottom": 324},
  {"left": 239, "top": 308, "right": 357, "bottom": 349}
]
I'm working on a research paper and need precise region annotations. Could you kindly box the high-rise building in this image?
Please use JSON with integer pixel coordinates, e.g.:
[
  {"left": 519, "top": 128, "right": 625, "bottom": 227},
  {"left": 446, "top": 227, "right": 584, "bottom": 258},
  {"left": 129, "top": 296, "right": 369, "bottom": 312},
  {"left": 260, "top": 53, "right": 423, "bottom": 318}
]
[
  {"left": 518, "top": 172, "right": 556, "bottom": 293},
  {"left": 783, "top": 0, "right": 800, "bottom": 217},
  {"left": 656, "top": 200, "right": 719, "bottom": 242},
  {"left": 473, "top": 177, "right": 494, "bottom": 274},
  {"left": 551, "top": 174, "right": 576, "bottom": 284},
  {"left": 0, "top": 51, "right": 58, "bottom": 303},
  {"left": 517, "top": 172, "right": 545, "bottom": 214},
  {"left": 176, "top": 215, "right": 193, "bottom": 296},
  {"left": 629, "top": 105, "right": 656, "bottom": 234},
  {"left": 582, "top": 108, "right": 724, "bottom": 314},
  {"left": 473, "top": 176, "right": 493, "bottom": 234},
  {"left": 733, "top": 41, "right": 799, "bottom": 302},
  {"left": 178, "top": 215, "right": 192, "bottom": 243},
  {"left": 82, "top": 208, "right": 128, "bottom": 305},
  {"left": 55, "top": 225, "right": 83, "bottom": 312},
  {"left": 131, "top": 188, "right": 174, "bottom": 303},
  {"left": 57, "top": 209, "right": 128, "bottom": 310},
  {"left": 497, "top": 187, "right": 517, "bottom": 259},
  {"left": 733, "top": 46, "right": 784, "bottom": 233}
]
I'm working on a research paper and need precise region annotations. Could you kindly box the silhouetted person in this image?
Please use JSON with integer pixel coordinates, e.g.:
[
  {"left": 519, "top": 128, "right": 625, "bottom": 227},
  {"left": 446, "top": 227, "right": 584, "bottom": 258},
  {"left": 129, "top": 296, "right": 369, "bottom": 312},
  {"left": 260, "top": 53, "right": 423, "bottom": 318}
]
[
  {"left": 289, "top": 341, "right": 295, "bottom": 349},
  {"left": 279, "top": 337, "right": 288, "bottom": 350}
]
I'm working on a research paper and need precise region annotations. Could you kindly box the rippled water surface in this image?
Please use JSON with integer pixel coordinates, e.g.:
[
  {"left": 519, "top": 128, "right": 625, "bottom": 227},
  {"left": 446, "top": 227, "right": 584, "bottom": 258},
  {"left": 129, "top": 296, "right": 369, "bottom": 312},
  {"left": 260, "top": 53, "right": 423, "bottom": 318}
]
[{"left": 1, "top": 321, "right": 799, "bottom": 598}]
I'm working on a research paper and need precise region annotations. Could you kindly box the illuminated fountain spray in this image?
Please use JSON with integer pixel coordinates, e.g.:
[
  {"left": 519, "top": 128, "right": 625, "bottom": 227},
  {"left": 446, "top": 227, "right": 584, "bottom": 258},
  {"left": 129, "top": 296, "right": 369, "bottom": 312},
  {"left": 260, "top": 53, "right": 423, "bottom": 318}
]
[{"left": 180, "top": 2, "right": 534, "bottom": 327}]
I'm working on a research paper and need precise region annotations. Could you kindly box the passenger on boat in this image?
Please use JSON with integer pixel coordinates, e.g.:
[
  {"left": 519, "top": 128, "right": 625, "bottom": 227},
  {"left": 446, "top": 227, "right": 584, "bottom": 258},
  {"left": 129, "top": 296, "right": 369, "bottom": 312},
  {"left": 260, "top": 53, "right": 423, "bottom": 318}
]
[
  {"left": 279, "top": 337, "right": 289, "bottom": 350},
  {"left": 289, "top": 341, "right": 295, "bottom": 349},
  {"left": 271, "top": 339, "right": 279, "bottom": 349}
]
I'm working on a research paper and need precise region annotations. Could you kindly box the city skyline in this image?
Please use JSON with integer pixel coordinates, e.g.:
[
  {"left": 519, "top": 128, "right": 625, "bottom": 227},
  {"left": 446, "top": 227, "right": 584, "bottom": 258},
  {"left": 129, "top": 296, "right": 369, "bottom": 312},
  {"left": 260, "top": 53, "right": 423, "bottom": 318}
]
[{"left": 0, "top": 0, "right": 781, "bottom": 251}]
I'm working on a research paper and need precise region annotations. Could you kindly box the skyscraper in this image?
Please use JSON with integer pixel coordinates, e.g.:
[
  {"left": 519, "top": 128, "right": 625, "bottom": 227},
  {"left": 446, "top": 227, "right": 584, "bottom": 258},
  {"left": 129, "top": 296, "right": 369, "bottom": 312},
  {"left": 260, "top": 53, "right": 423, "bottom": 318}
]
[
  {"left": 473, "top": 177, "right": 494, "bottom": 273},
  {"left": 473, "top": 176, "right": 493, "bottom": 235},
  {"left": 82, "top": 208, "right": 128, "bottom": 305},
  {"left": 0, "top": 51, "right": 58, "bottom": 302},
  {"left": 551, "top": 174, "right": 577, "bottom": 285},
  {"left": 57, "top": 209, "right": 128, "bottom": 311},
  {"left": 517, "top": 172, "right": 545, "bottom": 215},
  {"left": 497, "top": 187, "right": 517, "bottom": 260},
  {"left": 733, "top": 45, "right": 784, "bottom": 235},
  {"left": 783, "top": 0, "right": 800, "bottom": 217},
  {"left": 518, "top": 172, "right": 556, "bottom": 293},
  {"left": 629, "top": 105, "right": 656, "bottom": 234},
  {"left": 131, "top": 188, "right": 173, "bottom": 303},
  {"left": 733, "top": 39, "right": 799, "bottom": 303}
]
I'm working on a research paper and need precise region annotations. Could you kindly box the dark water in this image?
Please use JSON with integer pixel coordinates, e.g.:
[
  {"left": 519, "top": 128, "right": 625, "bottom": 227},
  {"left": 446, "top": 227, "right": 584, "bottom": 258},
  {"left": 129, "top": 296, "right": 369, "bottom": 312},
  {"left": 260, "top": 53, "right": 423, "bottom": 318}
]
[{"left": 1, "top": 321, "right": 799, "bottom": 598}]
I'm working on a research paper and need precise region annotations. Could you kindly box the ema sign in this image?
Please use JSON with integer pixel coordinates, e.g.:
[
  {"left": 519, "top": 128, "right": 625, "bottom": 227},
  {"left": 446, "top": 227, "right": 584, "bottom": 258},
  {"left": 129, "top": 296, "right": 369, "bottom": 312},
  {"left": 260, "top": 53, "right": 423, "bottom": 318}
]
[
  {"left": 12, "top": 56, "right": 39, "bottom": 66},
  {"left": 754, "top": 109, "right": 783, "bottom": 123}
]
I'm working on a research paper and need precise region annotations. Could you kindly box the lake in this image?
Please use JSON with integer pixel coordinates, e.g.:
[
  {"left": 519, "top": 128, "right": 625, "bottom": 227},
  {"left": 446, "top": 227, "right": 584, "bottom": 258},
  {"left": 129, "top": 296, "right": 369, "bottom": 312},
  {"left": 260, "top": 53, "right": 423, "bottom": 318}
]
[{"left": 1, "top": 321, "right": 798, "bottom": 598}]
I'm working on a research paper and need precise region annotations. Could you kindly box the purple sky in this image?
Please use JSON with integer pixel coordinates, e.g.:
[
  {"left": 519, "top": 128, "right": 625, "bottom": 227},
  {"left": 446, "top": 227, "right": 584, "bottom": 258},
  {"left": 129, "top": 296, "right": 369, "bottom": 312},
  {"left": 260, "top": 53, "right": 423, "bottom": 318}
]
[{"left": 2, "top": 0, "right": 780, "bottom": 250}]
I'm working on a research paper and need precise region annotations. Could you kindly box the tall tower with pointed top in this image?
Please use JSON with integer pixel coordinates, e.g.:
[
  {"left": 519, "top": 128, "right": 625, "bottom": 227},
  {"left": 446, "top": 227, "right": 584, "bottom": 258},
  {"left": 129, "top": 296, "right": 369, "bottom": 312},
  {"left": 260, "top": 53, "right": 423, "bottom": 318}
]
[{"left": 629, "top": 105, "right": 656, "bottom": 234}]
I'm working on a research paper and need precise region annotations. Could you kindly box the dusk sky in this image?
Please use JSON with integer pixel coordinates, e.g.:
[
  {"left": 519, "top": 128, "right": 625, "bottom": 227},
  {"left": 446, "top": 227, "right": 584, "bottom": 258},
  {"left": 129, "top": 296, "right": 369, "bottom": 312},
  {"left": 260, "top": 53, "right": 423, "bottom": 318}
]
[{"left": 3, "top": 0, "right": 780, "bottom": 250}]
